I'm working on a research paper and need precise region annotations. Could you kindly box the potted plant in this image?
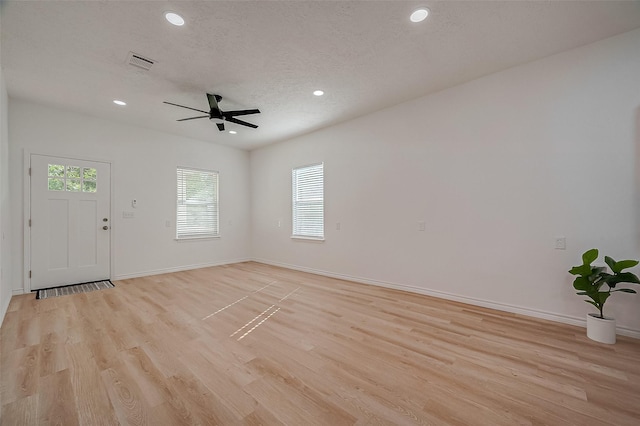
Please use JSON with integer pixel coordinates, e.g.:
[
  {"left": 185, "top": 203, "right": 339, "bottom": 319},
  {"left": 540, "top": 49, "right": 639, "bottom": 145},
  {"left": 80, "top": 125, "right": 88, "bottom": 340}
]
[{"left": 569, "top": 248, "right": 640, "bottom": 344}]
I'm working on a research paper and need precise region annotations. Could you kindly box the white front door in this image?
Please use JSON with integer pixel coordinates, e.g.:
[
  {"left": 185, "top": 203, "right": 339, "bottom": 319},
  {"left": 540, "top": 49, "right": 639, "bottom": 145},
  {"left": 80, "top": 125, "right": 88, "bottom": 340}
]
[{"left": 30, "top": 154, "right": 111, "bottom": 290}]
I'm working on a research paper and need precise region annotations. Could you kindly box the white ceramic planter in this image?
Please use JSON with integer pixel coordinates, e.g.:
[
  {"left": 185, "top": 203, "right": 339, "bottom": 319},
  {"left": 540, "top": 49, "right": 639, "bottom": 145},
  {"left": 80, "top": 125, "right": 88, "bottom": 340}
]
[{"left": 586, "top": 313, "right": 616, "bottom": 344}]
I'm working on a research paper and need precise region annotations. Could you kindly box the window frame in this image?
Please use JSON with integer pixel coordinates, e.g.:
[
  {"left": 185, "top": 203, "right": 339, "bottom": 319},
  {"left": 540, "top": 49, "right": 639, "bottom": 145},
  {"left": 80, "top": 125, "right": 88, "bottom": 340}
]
[
  {"left": 47, "top": 163, "right": 98, "bottom": 193},
  {"left": 176, "top": 166, "right": 220, "bottom": 240},
  {"left": 291, "top": 162, "right": 324, "bottom": 241}
]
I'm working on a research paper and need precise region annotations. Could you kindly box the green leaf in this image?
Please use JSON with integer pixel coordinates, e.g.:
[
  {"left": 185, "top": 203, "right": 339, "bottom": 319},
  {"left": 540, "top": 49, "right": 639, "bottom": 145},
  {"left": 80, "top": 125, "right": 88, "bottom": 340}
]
[
  {"left": 584, "top": 300, "right": 599, "bottom": 308},
  {"left": 573, "top": 277, "right": 592, "bottom": 291},
  {"left": 576, "top": 291, "right": 589, "bottom": 295},
  {"left": 569, "top": 264, "right": 592, "bottom": 276},
  {"left": 612, "top": 288, "right": 637, "bottom": 294},
  {"left": 607, "top": 272, "right": 640, "bottom": 286},
  {"left": 604, "top": 256, "right": 616, "bottom": 272},
  {"left": 612, "top": 259, "right": 639, "bottom": 273},
  {"left": 597, "top": 292, "right": 610, "bottom": 305},
  {"left": 592, "top": 266, "right": 607, "bottom": 275},
  {"left": 582, "top": 249, "right": 598, "bottom": 265}
]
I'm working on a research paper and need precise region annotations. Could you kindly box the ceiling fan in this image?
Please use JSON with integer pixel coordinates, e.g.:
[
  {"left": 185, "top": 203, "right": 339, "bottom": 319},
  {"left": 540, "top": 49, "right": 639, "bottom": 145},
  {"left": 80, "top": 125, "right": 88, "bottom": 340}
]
[{"left": 164, "top": 93, "right": 260, "bottom": 131}]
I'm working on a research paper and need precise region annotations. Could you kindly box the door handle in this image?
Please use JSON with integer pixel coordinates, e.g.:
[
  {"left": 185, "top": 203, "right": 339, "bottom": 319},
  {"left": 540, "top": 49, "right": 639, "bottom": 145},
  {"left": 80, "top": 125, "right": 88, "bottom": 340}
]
[{"left": 103, "top": 226, "right": 109, "bottom": 230}]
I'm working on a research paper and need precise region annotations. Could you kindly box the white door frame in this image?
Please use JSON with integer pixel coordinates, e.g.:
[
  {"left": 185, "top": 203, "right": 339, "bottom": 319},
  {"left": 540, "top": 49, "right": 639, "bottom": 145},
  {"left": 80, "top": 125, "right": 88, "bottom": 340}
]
[{"left": 23, "top": 149, "right": 115, "bottom": 293}]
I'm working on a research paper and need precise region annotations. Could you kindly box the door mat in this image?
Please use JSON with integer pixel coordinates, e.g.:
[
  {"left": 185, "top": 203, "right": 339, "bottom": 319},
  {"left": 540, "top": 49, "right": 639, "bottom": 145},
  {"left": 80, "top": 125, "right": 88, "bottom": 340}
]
[{"left": 36, "top": 280, "right": 114, "bottom": 299}]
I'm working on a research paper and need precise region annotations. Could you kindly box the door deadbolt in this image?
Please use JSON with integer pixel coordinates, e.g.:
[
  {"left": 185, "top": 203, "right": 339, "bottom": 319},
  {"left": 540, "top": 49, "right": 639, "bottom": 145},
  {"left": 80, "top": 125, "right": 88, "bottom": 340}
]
[
  {"left": 103, "top": 226, "right": 109, "bottom": 230},
  {"left": 103, "top": 218, "right": 108, "bottom": 222}
]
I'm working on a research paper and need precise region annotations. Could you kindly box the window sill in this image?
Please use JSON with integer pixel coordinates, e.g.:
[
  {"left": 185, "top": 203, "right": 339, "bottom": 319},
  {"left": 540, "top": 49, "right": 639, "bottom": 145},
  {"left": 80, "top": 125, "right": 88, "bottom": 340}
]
[
  {"left": 175, "top": 235, "right": 220, "bottom": 242},
  {"left": 291, "top": 235, "right": 325, "bottom": 242}
]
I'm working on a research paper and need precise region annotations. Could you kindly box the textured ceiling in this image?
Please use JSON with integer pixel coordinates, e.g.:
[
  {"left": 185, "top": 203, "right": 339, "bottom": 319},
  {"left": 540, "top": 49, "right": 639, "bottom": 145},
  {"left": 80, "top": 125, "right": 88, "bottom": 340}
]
[{"left": 2, "top": 1, "right": 640, "bottom": 151}]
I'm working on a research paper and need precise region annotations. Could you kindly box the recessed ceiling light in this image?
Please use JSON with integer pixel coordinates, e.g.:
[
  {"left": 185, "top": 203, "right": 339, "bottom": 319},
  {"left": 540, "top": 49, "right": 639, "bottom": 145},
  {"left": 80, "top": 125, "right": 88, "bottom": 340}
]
[
  {"left": 165, "top": 12, "right": 185, "bottom": 26},
  {"left": 313, "top": 90, "right": 324, "bottom": 96},
  {"left": 410, "top": 8, "right": 429, "bottom": 23},
  {"left": 113, "top": 100, "right": 126, "bottom": 106},
  {"left": 229, "top": 130, "right": 237, "bottom": 134}
]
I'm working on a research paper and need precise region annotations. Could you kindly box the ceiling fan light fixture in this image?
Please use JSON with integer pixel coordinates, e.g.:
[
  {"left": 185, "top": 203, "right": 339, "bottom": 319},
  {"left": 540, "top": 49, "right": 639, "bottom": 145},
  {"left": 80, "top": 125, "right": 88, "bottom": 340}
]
[
  {"left": 164, "top": 93, "right": 260, "bottom": 131},
  {"left": 165, "top": 12, "right": 185, "bottom": 26},
  {"left": 313, "top": 90, "right": 324, "bottom": 96},
  {"left": 229, "top": 130, "right": 237, "bottom": 134},
  {"left": 113, "top": 100, "right": 126, "bottom": 106},
  {"left": 410, "top": 8, "right": 429, "bottom": 23}
]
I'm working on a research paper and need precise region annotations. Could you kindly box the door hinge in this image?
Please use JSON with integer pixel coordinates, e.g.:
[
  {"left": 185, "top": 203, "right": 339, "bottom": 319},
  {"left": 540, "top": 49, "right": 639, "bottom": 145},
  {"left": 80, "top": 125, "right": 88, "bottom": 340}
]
[
  {"left": 28, "top": 167, "right": 31, "bottom": 176},
  {"left": 29, "top": 219, "right": 31, "bottom": 227},
  {"left": 29, "top": 270, "right": 32, "bottom": 278}
]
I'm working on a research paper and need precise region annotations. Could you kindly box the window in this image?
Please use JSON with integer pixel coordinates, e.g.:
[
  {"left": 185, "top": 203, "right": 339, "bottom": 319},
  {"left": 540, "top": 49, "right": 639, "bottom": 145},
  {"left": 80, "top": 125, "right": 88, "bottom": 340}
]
[
  {"left": 48, "top": 164, "right": 97, "bottom": 193},
  {"left": 176, "top": 167, "right": 219, "bottom": 239},
  {"left": 292, "top": 162, "right": 324, "bottom": 239}
]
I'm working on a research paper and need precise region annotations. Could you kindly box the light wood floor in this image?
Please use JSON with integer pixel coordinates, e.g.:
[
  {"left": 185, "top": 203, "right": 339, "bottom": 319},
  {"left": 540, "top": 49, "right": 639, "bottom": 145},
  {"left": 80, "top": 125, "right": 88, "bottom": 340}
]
[{"left": 1, "top": 262, "right": 640, "bottom": 425}]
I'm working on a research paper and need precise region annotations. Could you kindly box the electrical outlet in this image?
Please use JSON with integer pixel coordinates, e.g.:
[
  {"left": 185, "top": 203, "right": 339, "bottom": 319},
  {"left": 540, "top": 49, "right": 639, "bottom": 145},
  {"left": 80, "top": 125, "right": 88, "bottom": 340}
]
[
  {"left": 418, "top": 221, "right": 426, "bottom": 231},
  {"left": 336, "top": 222, "right": 341, "bottom": 230},
  {"left": 122, "top": 211, "right": 135, "bottom": 219},
  {"left": 555, "top": 236, "right": 566, "bottom": 250},
  {"left": 165, "top": 220, "right": 171, "bottom": 227}
]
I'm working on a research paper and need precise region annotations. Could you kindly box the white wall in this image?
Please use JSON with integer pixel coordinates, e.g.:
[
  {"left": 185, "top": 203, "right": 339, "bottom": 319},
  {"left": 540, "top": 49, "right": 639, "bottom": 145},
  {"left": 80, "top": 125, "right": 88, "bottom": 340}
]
[
  {"left": 0, "top": 47, "right": 13, "bottom": 325},
  {"left": 9, "top": 100, "right": 251, "bottom": 291},
  {"left": 251, "top": 28, "right": 640, "bottom": 335}
]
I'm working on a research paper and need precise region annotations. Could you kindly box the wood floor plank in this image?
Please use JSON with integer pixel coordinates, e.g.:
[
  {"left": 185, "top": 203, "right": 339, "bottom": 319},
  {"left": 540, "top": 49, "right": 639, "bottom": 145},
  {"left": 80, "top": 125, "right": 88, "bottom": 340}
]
[
  {"left": 1, "top": 344, "right": 40, "bottom": 406},
  {"left": 167, "top": 371, "right": 239, "bottom": 425},
  {"left": 100, "top": 362, "right": 150, "bottom": 426},
  {"left": 66, "top": 342, "right": 119, "bottom": 426},
  {"left": 37, "top": 369, "right": 79, "bottom": 426},
  {"left": 37, "top": 332, "right": 67, "bottom": 378},
  {"left": 1, "top": 261, "right": 640, "bottom": 425},
  {"left": 120, "top": 346, "right": 174, "bottom": 408},
  {"left": 0, "top": 394, "right": 37, "bottom": 426}
]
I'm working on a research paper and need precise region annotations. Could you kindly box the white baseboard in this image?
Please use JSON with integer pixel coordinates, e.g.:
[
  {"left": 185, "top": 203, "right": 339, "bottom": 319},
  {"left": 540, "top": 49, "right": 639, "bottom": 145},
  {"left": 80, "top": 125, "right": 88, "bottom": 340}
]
[
  {"left": 12, "top": 288, "right": 24, "bottom": 296},
  {"left": 252, "top": 258, "right": 640, "bottom": 340},
  {"left": 112, "top": 258, "right": 251, "bottom": 281}
]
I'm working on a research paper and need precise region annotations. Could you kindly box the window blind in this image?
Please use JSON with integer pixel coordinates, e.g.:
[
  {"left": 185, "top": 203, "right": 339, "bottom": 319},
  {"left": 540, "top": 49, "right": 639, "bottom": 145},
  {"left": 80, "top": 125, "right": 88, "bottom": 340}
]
[
  {"left": 176, "top": 167, "right": 219, "bottom": 239},
  {"left": 292, "top": 163, "right": 324, "bottom": 239}
]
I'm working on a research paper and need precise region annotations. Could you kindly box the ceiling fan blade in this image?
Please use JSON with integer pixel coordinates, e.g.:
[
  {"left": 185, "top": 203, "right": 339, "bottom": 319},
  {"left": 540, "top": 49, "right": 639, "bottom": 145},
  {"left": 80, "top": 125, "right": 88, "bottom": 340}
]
[
  {"left": 226, "top": 116, "right": 258, "bottom": 129},
  {"left": 163, "top": 101, "right": 209, "bottom": 114},
  {"left": 206, "top": 93, "right": 223, "bottom": 118},
  {"left": 177, "top": 115, "right": 209, "bottom": 121},
  {"left": 224, "top": 109, "right": 261, "bottom": 117},
  {"left": 216, "top": 122, "right": 225, "bottom": 131}
]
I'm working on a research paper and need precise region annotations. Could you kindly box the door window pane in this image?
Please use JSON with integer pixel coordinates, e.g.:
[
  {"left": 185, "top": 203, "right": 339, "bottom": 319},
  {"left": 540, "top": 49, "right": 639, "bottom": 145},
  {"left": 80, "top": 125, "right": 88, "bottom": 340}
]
[
  {"left": 83, "top": 167, "right": 97, "bottom": 180},
  {"left": 66, "top": 179, "right": 81, "bottom": 192},
  {"left": 48, "top": 164, "right": 65, "bottom": 177},
  {"left": 82, "top": 181, "right": 97, "bottom": 193},
  {"left": 47, "top": 164, "right": 98, "bottom": 193},
  {"left": 67, "top": 166, "right": 81, "bottom": 179},
  {"left": 48, "top": 178, "right": 64, "bottom": 191}
]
